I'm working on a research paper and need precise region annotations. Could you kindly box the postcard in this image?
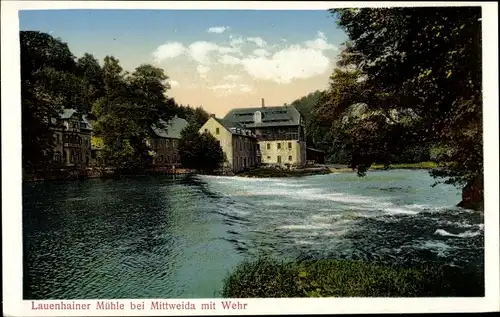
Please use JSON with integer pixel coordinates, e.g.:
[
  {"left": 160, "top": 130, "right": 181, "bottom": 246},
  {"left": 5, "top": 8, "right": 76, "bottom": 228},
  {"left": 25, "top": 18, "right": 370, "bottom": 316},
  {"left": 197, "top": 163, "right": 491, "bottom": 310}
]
[{"left": 2, "top": 1, "right": 499, "bottom": 316}]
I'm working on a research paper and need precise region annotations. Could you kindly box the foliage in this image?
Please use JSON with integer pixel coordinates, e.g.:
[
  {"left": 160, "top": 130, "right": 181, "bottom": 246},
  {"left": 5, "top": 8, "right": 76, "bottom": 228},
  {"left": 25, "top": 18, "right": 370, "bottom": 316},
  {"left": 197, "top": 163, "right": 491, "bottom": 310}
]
[
  {"left": 222, "top": 258, "right": 483, "bottom": 298},
  {"left": 20, "top": 31, "right": 80, "bottom": 171},
  {"left": 178, "top": 125, "right": 225, "bottom": 173},
  {"left": 289, "top": 90, "right": 323, "bottom": 123},
  {"left": 76, "top": 53, "right": 105, "bottom": 113},
  {"left": 318, "top": 7, "right": 482, "bottom": 201},
  {"left": 370, "top": 161, "right": 438, "bottom": 170},
  {"left": 177, "top": 103, "right": 210, "bottom": 128},
  {"left": 91, "top": 58, "right": 176, "bottom": 171},
  {"left": 239, "top": 167, "right": 331, "bottom": 178}
]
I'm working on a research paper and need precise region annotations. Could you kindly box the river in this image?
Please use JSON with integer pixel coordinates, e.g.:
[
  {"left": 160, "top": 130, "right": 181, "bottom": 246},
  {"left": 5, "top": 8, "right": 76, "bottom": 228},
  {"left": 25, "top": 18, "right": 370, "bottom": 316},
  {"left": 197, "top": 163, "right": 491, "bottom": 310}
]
[{"left": 22, "top": 170, "right": 484, "bottom": 299}]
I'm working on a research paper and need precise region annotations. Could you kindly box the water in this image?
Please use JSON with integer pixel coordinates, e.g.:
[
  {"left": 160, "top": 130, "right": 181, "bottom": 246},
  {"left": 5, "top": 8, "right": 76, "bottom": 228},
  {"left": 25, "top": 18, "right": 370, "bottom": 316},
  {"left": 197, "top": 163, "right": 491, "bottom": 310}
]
[{"left": 23, "top": 170, "right": 484, "bottom": 299}]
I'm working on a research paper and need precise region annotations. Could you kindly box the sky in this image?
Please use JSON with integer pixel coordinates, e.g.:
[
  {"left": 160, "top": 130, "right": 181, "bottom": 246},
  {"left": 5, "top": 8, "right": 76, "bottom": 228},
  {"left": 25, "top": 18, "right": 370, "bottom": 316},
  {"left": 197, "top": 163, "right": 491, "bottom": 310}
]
[{"left": 19, "top": 9, "right": 348, "bottom": 117}]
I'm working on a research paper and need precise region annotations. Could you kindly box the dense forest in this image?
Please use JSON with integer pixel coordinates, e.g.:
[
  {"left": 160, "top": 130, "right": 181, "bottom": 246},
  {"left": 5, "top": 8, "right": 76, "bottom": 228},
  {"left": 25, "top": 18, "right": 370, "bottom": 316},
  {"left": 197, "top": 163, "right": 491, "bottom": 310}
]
[
  {"left": 290, "top": 90, "right": 432, "bottom": 165},
  {"left": 289, "top": 7, "right": 482, "bottom": 210},
  {"left": 20, "top": 30, "right": 209, "bottom": 172}
]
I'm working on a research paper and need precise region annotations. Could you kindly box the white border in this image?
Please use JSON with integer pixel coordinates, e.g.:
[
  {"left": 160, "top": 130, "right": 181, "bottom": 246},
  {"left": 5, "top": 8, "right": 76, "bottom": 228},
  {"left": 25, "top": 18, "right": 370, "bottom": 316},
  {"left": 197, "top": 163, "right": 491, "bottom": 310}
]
[{"left": 2, "top": 1, "right": 499, "bottom": 316}]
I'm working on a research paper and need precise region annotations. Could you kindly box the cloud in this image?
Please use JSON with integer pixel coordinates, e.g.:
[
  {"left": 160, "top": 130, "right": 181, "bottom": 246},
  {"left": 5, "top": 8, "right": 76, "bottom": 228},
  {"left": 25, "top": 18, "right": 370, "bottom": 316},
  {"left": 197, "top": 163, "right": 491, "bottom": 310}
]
[
  {"left": 152, "top": 31, "right": 337, "bottom": 83},
  {"left": 188, "top": 41, "right": 240, "bottom": 65},
  {"left": 219, "top": 54, "right": 241, "bottom": 65},
  {"left": 197, "top": 65, "right": 210, "bottom": 78},
  {"left": 210, "top": 83, "right": 253, "bottom": 95},
  {"left": 229, "top": 36, "right": 245, "bottom": 47},
  {"left": 247, "top": 37, "right": 267, "bottom": 47},
  {"left": 152, "top": 42, "right": 186, "bottom": 63},
  {"left": 223, "top": 74, "right": 241, "bottom": 81},
  {"left": 304, "top": 32, "right": 337, "bottom": 51},
  {"left": 253, "top": 48, "right": 270, "bottom": 57},
  {"left": 169, "top": 80, "right": 180, "bottom": 87},
  {"left": 188, "top": 41, "right": 220, "bottom": 64},
  {"left": 207, "top": 26, "right": 230, "bottom": 34},
  {"left": 239, "top": 46, "right": 331, "bottom": 84}
]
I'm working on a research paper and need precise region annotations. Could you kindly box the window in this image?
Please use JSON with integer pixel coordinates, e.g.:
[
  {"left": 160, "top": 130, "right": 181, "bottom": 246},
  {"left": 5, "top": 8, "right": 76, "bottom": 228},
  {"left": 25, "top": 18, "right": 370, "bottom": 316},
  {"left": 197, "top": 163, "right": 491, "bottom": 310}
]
[
  {"left": 288, "top": 142, "right": 292, "bottom": 149},
  {"left": 267, "top": 156, "right": 271, "bottom": 159},
  {"left": 204, "top": 129, "right": 208, "bottom": 133},
  {"left": 277, "top": 143, "right": 281, "bottom": 150},
  {"left": 289, "top": 155, "right": 293, "bottom": 161},
  {"left": 216, "top": 127, "right": 220, "bottom": 135},
  {"left": 277, "top": 156, "right": 282, "bottom": 163},
  {"left": 267, "top": 143, "right": 271, "bottom": 150}
]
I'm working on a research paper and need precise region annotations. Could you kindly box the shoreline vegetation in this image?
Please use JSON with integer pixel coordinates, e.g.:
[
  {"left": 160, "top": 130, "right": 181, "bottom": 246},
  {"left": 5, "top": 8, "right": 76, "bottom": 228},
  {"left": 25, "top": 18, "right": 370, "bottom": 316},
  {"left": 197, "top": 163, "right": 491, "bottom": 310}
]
[
  {"left": 222, "top": 258, "right": 484, "bottom": 298},
  {"left": 237, "top": 161, "right": 439, "bottom": 178},
  {"left": 22, "top": 161, "right": 439, "bottom": 182}
]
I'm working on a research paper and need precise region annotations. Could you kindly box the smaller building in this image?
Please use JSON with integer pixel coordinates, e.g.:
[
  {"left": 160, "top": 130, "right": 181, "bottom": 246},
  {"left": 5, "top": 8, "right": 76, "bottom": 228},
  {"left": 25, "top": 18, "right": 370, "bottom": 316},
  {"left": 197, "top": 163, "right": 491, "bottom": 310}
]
[
  {"left": 150, "top": 116, "right": 189, "bottom": 167},
  {"left": 199, "top": 116, "right": 259, "bottom": 173},
  {"left": 51, "top": 109, "right": 93, "bottom": 167},
  {"left": 306, "top": 147, "right": 325, "bottom": 164}
]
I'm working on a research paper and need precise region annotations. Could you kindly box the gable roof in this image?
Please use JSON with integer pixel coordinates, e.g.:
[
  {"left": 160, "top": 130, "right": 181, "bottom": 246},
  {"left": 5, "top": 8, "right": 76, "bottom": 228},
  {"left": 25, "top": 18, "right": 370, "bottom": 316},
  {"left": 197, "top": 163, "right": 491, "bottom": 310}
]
[
  {"left": 152, "top": 116, "right": 188, "bottom": 139},
  {"left": 55, "top": 108, "right": 93, "bottom": 130},
  {"left": 60, "top": 108, "right": 77, "bottom": 119},
  {"left": 213, "top": 117, "right": 246, "bottom": 131},
  {"left": 209, "top": 117, "right": 255, "bottom": 138},
  {"left": 223, "top": 105, "right": 302, "bottom": 128}
]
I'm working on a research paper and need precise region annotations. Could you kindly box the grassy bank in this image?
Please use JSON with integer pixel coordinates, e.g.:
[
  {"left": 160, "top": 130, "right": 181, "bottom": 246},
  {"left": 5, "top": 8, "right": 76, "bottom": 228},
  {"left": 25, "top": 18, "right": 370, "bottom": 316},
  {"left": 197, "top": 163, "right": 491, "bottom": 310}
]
[
  {"left": 370, "top": 161, "right": 438, "bottom": 170},
  {"left": 222, "top": 258, "right": 483, "bottom": 297},
  {"left": 239, "top": 167, "right": 331, "bottom": 178}
]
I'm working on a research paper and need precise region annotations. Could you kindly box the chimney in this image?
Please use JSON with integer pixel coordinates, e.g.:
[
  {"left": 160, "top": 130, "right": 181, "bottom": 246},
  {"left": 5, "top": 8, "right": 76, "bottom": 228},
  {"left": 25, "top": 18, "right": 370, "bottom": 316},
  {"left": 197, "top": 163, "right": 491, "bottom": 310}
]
[
  {"left": 210, "top": 113, "right": 216, "bottom": 118},
  {"left": 261, "top": 98, "right": 265, "bottom": 108}
]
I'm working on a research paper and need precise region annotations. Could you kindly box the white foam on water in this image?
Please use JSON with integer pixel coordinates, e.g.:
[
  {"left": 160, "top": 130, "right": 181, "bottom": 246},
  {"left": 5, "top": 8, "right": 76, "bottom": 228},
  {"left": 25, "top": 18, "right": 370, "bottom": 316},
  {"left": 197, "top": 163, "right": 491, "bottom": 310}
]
[
  {"left": 420, "top": 240, "right": 453, "bottom": 257},
  {"left": 321, "top": 228, "right": 351, "bottom": 237},
  {"left": 310, "top": 214, "right": 343, "bottom": 221},
  {"left": 277, "top": 223, "right": 332, "bottom": 230},
  {"left": 421, "top": 240, "right": 452, "bottom": 249},
  {"left": 437, "top": 220, "right": 484, "bottom": 229},
  {"left": 294, "top": 239, "right": 319, "bottom": 245},
  {"left": 403, "top": 204, "right": 432, "bottom": 210},
  {"left": 274, "top": 182, "right": 306, "bottom": 188},
  {"left": 384, "top": 207, "right": 420, "bottom": 215},
  {"left": 434, "top": 228, "right": 482, "bottom": 238}
]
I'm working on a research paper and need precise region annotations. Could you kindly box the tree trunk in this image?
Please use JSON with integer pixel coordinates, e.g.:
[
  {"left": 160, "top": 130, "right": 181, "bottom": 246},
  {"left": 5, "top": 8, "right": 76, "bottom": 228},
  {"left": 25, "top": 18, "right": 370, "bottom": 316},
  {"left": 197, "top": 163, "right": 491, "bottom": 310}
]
[{"left": 457, "top": 174, "right": 484, "bottom": 211}]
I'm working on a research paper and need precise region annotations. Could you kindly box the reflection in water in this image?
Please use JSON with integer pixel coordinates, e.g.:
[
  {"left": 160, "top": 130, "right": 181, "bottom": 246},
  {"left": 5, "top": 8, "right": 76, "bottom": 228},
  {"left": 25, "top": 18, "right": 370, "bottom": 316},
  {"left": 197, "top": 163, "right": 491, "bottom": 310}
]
[{"left": 23, "top": 171, "right": 484, "bottom": 299}]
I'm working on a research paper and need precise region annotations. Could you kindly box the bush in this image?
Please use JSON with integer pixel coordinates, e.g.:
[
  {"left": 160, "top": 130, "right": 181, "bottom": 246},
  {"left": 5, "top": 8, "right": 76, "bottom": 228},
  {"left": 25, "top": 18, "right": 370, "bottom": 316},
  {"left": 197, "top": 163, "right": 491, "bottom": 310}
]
[{"left": 222, "top": 258, "right": 483, "bottom": 297}]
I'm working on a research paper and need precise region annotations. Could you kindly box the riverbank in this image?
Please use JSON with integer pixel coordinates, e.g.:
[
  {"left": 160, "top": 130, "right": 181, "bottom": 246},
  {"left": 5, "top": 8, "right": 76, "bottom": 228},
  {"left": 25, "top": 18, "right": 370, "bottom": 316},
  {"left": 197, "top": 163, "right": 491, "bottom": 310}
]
[
  {"left": 23, "top": 167, "right": 193, "bottom": 182},
  {"left": 370, "top": 161, "right": 438, "bottom": 170},
  {"left": 222, "top": 258, "right": 483, "bottom": 298},
  {"left": 236, "top": 162, "right": 438, "bottom": 178},
  {"left": 238, "top": 166, "right": 332, "bottom": 178}
]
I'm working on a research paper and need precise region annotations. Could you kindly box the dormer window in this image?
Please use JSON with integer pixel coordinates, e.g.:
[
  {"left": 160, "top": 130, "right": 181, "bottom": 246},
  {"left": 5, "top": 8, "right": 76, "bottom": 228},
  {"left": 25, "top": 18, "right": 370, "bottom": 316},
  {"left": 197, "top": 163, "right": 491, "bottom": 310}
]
[{"left": 254, "top": 110, "right": 262, "bottom": 123}]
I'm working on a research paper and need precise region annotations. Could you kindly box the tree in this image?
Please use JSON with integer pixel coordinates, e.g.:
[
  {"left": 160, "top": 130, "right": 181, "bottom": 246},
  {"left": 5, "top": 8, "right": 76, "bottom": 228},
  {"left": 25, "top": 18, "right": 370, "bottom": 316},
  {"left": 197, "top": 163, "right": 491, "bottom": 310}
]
[
  {"left": 20, "top": 31, "right": 80, "bottom": 171},
  {"left": 76, "top": 53, "right": 105, "bottom": 113},
  {"left": 178, "top": 125, "right": 225, "bottom": 173},
  {"left": 91, "top": 58, "right": 176, "bottom": 171},
  {"left": 327, "top": 7, "right": 483, "bottom": 209}
]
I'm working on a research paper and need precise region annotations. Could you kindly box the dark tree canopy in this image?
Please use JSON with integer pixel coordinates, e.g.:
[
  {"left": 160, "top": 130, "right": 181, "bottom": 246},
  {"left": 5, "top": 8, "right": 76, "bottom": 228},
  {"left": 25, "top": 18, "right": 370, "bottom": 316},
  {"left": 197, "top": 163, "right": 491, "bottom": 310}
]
[
  {"left": 178, "top": 125, "right": 225, "bottom": 173},
  {"left": 319, "top": 7, "right": 483, "bottom": 209},
  {"left": 20, "top": 31, "right": 80, "bottom": 170}
]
